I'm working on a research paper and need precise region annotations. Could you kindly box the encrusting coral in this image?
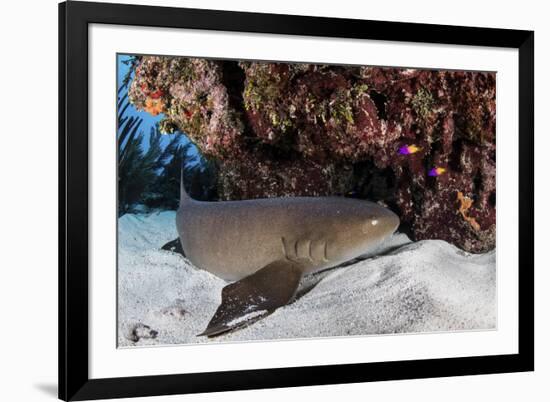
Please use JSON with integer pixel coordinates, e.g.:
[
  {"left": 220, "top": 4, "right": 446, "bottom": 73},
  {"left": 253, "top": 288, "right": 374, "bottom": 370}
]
[
  {"left": 128, "top": 56, "right": 496, "bottom": 253},
  {"left": 457, "top": 191, "right": 481, "bottom": 232}
]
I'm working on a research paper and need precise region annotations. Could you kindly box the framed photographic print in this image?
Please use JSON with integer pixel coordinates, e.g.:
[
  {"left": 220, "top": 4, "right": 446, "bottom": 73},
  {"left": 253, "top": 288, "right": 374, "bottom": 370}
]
[{"left": 59, "top": 1, "right": 534, "bottom": 400}]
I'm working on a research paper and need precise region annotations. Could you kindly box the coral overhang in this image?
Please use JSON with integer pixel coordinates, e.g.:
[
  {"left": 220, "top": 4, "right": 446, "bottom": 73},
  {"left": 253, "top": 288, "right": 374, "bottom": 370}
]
[{"left": 128, "top": 56, "right": 496, "bottom": 253}]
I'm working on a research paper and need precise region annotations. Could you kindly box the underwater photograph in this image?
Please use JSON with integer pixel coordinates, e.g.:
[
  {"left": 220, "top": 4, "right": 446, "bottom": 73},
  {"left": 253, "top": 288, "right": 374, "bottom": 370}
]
[{"left": 116, "top": 54, "right": 496, "bottom": 346}]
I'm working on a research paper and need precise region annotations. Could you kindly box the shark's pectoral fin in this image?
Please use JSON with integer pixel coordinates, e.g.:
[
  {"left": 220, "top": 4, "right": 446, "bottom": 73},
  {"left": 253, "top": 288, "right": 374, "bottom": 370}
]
[{"left": 198, "top": 260, "right": 303, "bottom": 337}]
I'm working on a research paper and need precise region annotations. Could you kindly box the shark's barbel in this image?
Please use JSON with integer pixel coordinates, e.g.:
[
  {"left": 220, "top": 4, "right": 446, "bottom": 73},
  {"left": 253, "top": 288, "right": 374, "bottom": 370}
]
[{"left": 176, "top": 178, "right": 399, "bottom": 337}]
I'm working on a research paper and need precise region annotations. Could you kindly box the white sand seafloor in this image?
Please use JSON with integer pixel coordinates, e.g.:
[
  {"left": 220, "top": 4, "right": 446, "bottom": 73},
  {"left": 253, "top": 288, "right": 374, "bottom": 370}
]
[{"left": 117, "top": 211, "right": 496, "bottom": 347}]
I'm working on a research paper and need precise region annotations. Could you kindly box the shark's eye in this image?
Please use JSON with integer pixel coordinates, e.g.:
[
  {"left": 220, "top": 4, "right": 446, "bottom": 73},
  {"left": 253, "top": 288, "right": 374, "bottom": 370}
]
[{"left": 362, "top": 217, "right": 378, "bottom": 233}]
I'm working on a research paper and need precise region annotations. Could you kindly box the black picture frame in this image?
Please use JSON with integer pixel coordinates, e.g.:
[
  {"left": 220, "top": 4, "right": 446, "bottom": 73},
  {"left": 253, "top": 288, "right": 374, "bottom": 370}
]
[{"left": 59, "top": 1, "right": 534, "bottom": 400}]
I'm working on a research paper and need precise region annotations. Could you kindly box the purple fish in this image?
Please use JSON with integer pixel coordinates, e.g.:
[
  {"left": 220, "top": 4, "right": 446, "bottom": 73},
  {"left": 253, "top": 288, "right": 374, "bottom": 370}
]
[
  {"left": 398, "top": 145, "right": 421, "bottom": 155},
  {"left": 428, "top": 167, "right": 446, "bottom": 177}
]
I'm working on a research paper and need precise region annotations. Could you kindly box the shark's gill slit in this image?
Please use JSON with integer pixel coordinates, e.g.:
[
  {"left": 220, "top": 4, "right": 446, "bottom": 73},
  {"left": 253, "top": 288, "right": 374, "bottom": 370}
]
[{"left": 323, "top": 241, "right": 329, "bottom": 262}]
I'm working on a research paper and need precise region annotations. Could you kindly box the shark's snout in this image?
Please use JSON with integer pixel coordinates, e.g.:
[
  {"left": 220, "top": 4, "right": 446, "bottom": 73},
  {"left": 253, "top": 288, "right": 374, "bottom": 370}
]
[
  {"left": 327, "top": 202, "right": 400, "bottom": 265},
  {"left": 386, "top": 210, "right": 400, "bottom": 234},
  {"left": 360, "top": 205, "right": 399, "bottom": 239}
]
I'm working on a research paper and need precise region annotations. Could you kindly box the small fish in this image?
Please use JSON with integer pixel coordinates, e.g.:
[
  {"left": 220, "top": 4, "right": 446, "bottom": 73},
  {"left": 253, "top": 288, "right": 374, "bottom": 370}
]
[
  {"left": 428, "top": 167, "right": 446, "bottom": 177},
  {"left": 398, "top": 144, "right": 422, "bottom": 155}
]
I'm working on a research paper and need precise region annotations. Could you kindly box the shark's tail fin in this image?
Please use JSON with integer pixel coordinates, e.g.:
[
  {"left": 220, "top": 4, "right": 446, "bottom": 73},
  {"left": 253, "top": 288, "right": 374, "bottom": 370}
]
[{"left": 180, "top": 168, "right": 192, "bottom": 206}]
